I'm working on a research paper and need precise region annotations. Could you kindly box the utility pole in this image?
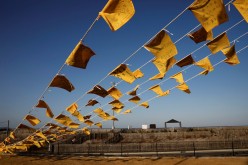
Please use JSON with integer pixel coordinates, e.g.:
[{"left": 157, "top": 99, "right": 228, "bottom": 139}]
[{"left": 112, "top": 111, "right": 115, "bottom": 129}]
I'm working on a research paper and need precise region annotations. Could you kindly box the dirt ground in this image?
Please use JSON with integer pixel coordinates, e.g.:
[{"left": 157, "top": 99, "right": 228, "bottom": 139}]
[{"left": 0, "top": 155, "right": 248, "bottom": 165}]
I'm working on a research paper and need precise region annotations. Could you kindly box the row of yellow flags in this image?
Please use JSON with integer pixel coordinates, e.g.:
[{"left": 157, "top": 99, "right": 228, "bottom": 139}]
[{"left": 1, "top": 0, "right": 247, "bottom": 153}]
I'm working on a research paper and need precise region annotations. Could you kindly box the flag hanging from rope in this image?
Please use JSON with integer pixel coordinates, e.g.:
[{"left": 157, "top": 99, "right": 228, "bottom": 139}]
[
  {"left": 176, "top": 54, "right": 195, "bottom": 68},
  {"left": 65, "top": 41, "right": 95, "bottom": 69},
  {"left": 109, "top": 64, "right": 136, "bottom": 84},
  {"left": 195, "top": 56, "right": 214, "bottom": 75},
  {"left": 222, "top": 45, "right": 240, "bottom": 65},
  {"left": 207, "top": 33, "right": 230, "bottom": 54},
  {"left": 99, "top": 0, "right": 135, "bottom": 31},
  {"left": 87, "top": 85, "right": 109, "bottom": 98},
  {"left": 170, "top": 72, "right": 185, "bottom": 84},
  {"left": 188, "top": 26, "right": 213, "bottom": 43},
  {"left": 188, "top": 0, "right": 228, "bottom": 32},
  {"left": 35, "top": 100, "right": 54, "bottom": 118},
  {"left": 50, "top": 75, "right": 75, "bottom": 92},
  {"left": 54, "top": 114, "right": 73, "bottom": 127},
  {"left": 233, "top": 0, "right": 248, "bottom": 23},
  {"left": 127, "top": 85, "right": 139, "bottom": 96},
  {"left": 107, "top": 86, "right": 123, "bottom": 100},
  {"left": 176, "top": 83, "right": 191, "bottom": 94}
]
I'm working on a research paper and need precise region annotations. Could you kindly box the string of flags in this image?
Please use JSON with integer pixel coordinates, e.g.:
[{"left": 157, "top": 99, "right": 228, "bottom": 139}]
[{"left": 1, "top": 0, "right": 247, "bottom": 154}]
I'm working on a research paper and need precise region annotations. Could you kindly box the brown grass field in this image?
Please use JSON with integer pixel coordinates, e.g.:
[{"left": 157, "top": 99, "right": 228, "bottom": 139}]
[{"left": 0, "top": 155, "right": 248, "bottom": 165}]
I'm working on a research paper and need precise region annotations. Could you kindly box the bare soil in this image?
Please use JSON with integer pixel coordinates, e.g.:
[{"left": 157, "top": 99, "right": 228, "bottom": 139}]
[{"left": 0, "top": 155, "right": 248, "bottom": 165}]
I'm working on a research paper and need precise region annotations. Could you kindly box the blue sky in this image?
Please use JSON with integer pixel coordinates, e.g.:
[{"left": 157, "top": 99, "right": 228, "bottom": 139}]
[{"left": 0, "top": 0, "right": 247, "bottom": 129}]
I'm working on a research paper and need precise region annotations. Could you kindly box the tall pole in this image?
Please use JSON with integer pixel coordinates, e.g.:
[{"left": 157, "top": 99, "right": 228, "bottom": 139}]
[
  {"left": 7, "top": 120, "right": 9, "bottom": 137},
  {"left": 112, "top": 111, "right": 115, "bottom": 129}
]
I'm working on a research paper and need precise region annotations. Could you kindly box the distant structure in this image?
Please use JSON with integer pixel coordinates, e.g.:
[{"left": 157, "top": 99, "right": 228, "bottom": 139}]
[
  {"left": 150, "top": 124, "right": 156, "bottom": 129},
  {"left": 165, "top": 119, "right": 182, "bottom": 128}
]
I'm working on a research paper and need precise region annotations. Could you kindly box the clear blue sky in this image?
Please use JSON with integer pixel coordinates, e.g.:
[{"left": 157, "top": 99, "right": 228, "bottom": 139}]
[{"left": 0, "top": 0, "right": 247, "bottom": 129}]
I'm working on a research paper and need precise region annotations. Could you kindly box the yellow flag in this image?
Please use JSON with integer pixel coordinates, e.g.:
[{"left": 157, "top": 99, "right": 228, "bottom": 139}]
[
  {"left": 50, "top": 75, "right": 75, "bottom": 92},
  {"left": 65, "top": 41, "right": 95, "bottom": 69},
  {"left": 152, "top": 57, "right": 176, "bottom": 75},
  {"left": 133, "top": 69, "right": 144, "bottom": 79},
  {"left": 112, "top": 107, "right": 123, "bottom": 113},
  {"left": 87, "top": 85, "right": 109, "bottom": 98},
  {"left": 95, "top": 122, "right": 102, "bottom": 129},
  {"left": 127, "top": 85, "right": 139, "bottom": 96},
  {"left": 84, "top": 120, "right": 94, "bottom": 126},
  {"left": 144, "top": 30, "right": 178, "bottom": 62},
  {"left": 54, "top": 114, "right": 73, "bottom": 127},
  {"left": 17, "top": 124, "right": 36, "bottom": 131},
  {"left": 188, "top": 0, "right": 228, "bottom": 32},
  {"left": 176, "top": 54, "right": 195, "bottom": 68},
  {"left": 176, "top": 83, "right": 191, "bottom": 94},
  {"left": 170, "top": 72, "right": 185, "bottom": 84},
  {"left": 108, "top": 100, "right": 124, "bottom": 108},
  {"left": 24, "top": 115, "right": 41, "bottom": 126},
  {"left": 66, "top": 103, "right": 78, "bottom": 114},
  {"left": 122, "top": 109, "right": 131, "bottom": 114},
  {"left": 72, "top": 111, "right": 85, "bottom": 122},
  {"left": 233, "top": 0, "right": 248, "bottom": 23},
  {"left": 85, "top": 99, "right": 99, "bottom": 106},
  {"left": 69, "top": 122, "right": 80, "bottom": 129},
  {"left": 149, "top": 85, "right": 170, "bottom": 97},
  {"left": 195, "top": 56, "right": 214, "bottom": 73},
  {"left": 222, "top": 45, "right": 240, "bottom": 65},
  {"left": 207, "top": 33, "right": 230, "bottom": 54},
  {"left": 9, "top": 132, "right": 16, "bottom": 140},
  {"left": 35, "top": 100, "right": 54, "bottom": 118},
  {"left": 82, "top": 127, "right": 90, "bottom": 135},
  {"left": 140, "top": 102, "right": 149, "bottom": 108},
  {"left": 94, "top": 108, "right": 105, "bottom": 115},
  {"left": 99, "top": 0, "right": 135, "bottom": 31},
  {"left": 35, "top": 131, "right": 47, "bottom": 140},
  {"left": 107, "top": 86, "right": 123, "bottom": 100},
  {"left": 149, "top": 73, "right": 165, "bottom": 80},
  {"left": 109, "top": 64, "right": 136, "bottom": 84},
  {"left": 188, "top": 26, "right": 213, "bottom": 43},
  {"left": 129, "top": 96, "right": 141, "bottom": 104}
]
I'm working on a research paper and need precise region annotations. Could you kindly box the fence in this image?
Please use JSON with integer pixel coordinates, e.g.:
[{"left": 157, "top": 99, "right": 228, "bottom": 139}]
[{"left": 52, "top": 140, "right": 248, "bottom": 156}]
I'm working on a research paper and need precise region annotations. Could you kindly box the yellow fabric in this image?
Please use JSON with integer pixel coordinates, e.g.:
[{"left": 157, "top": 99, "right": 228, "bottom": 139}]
[
  {"left": 133, "top": 69, "right": 144, "bottom": 79},
  {"left": 35, "top": 100, "right": 54, "bottom": 118},
  {"left": 140, "top": 102, "right": 149, "bottom": 108},
  {"left": 83, "top": 115, "right": 91, "bottom": 120},
  {"left": 128, "top": 96, "right": 141, "bottom": 104},
  {"left": 222, "top": 45, "right": 240, "bottom": 65},
  {"left": 207, "top": 33, "right": 230, "bottom": 54},
  {"left": 127, "top": 85, "right": 139, "bottom": 96},
  {"left": 84, "top": 120, "right": 94, "bottom": 126},
  {"left": 176, "top": 83, "right": 191, "bottom": 94},
  {"left": 14, "top": 145, "right": 28, "bottom": 152},
  {"left": 109, "top": 64, "right": 136, "bottom": 84},
  {"left": 149, "top": 85, "right": 170, "bottom": 97},
  {"left": 35, "top": 131, "right": 47, "bottom": 140},
  {"left": 107, "top": 86, "right": 123, "bottom": 100},
  {"left": 188, "top": 26, "right": 213, "bottom": 43},
  {"left": 112, "top": 107, "right": 123, "bottom": 113},
  {"left": 66, "top": 103, "right": 78, "bottom": 114},
  {"left": 69, "top": 122, "right": 80, "bottom": 129},
  {"left": 108, "top": 100, "right": 124, "bottom": 108},
  {"left": 72, "top": 111, "right": 85, "bottom": 122},
  {"left": 149, "top": 73, "right": 165, "bottom": 80},
  {"left": 122, "top": 109, "right": 131, "bottom": 114},
  {"left": 99, "top": 0, "right": 135, "bottom": 31},
  {"left": 195, "top": 56, "right": 214, "bottom": 73},
  {"left": 95, "top": 122, "right": 102, "bottom": 128},
  {"left": 10, "top": 132, "right": 16, "bottom": 139},
  {"left": 85, "top": 99, "right": 99, "bottom": 106},
  {"left": 82, "top": 127, "right": 90, "bottom": 135},
  {"left": 188, "top": 0, "right": 228, "bottom": 32},
  {"left": 54, "top": 114, "right": 73, "bottom": 126},
  {"left": 87, "top": 85, "right": 109, "bottom": 98},
  {"left": 65, "top": 41, "right": 95, "bottom": 69},
  {"left": 5, "top": 137, "right": 11, "bottom": 143},
  {"left": 144, "top": 30, "right": 178, "bottom": 62},
  {"left": 170, "top": 72, "right": 185, "bottom": 84},
  {"left": 94, "top": 108, "right": 105, "bottom": 115},
  {"left": 152, "top": 57, "right": 176, "bottom": 75},
  {"left": 17, "top": 124, "right": 36, "bottom": 131},
  {"left": 50, "top": 75, "right": 75, "bottom": 92},
  {"left": 24, "top": 115, "right": 41, "bottom": 126},
  {"left": 233, "top": 0, "right": 248, "bottom": 23},
  {"left": 176, "top": 54, "right": 195, "bottom": 68}
]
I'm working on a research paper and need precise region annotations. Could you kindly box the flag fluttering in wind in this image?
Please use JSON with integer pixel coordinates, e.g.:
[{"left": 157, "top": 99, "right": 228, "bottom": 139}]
[
  {"left": 128, "top": 96, "right": 141, "bottom": 104},
  {"left": 107, "top": 86, "right": 123, "bottom": 100},
  {"left": 188, "top": 26, "right": 213, "bottom": 43},
  {"left": 133, "top": 69, "right": 144, "bottom": 79},
  {"left": 127, "top": 85, "right": 139, "bottom": 96},
  {"left": 140, "top": 102, "right": 149, "bottom": 108},
  {"left": 122, "top": 109, "right": 131, "bottom": 114},
  {"left": 195, "top": 56, "right": 214, "bottom": 75},
  {"left": 144, "top": 30, "right": 178, "bottom": 63},
  {"left": 50, "top": 75, "right": 75, "bottom": 92},
  {"left": 24, "top": 115, "right": 41, "bottom": 126},
  {"left": 188, "top": 0, "right": 228, "bottom": 32},
  {"left": 176, "top": 54, "right": 195, "bottom": 68},
  {"left": 149, "top": 73, "right": 165, "bottom": 80},
  {"left": 152, "top": 57, "right": 176, "bottom": 75},
  {"left": 85, "top": 99, "right": 99, "bottom": 106},
  {"left": 94, "top": 122, "right": 102, "bottom": 128},
  {"left": 222, "top": 45, "right": 240, "bottom": 65},
  {"left": 109, "top": 99, "right": 124, "bottom": 108},
  {"left": 55, "top": 114, "right": 73, "bottom": 127},
  {"left": 176, "top": 83, "right": 191, "bottom": 94},
  {"left": 207, "top": 33, "right": 230, "bottom": 54},
  {"left": 65, "top": 41, "right": 95, "bottom": 69},
  {"left": 35, "top": 100, "right": 54, "bottom": 118},
  {"left": 170, "top": 72, "right": 185, "bottom": 84},
  {"left": 99, "top": 0, "right": 135, "bottom": 31},
  {"left": 149, "top": 85, "right": 170, "bottom": 97},
  {"left": 87, "top": 85, "right": 109, "bottom": 98},
  {"left": 233, "top": 0, "right": 248, "bottom": 23},
  {"left": 109, "top": 64, "right": 136, "bottom": 84}
]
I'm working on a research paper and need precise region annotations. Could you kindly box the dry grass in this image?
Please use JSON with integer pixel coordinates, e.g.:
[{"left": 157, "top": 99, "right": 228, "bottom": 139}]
[{"left": 0, "top": 155, "right": 248, "bottom": 165}]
